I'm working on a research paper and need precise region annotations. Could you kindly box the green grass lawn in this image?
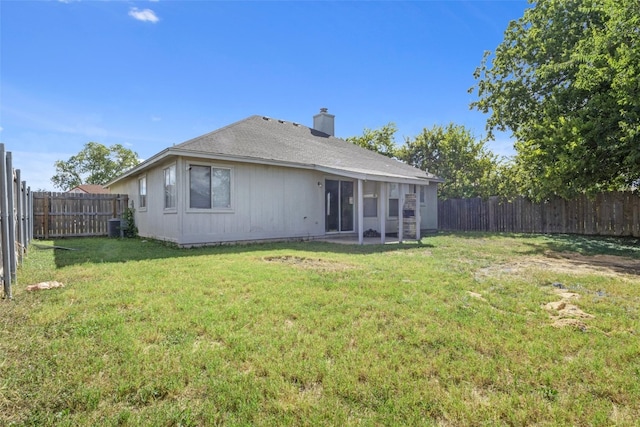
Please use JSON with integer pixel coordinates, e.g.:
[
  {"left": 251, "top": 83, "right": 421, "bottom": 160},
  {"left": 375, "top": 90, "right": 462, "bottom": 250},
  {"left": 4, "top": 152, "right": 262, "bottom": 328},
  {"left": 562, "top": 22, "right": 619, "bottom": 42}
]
[{"left": 3, "top": 233, "right": 640, "bottom": 426}]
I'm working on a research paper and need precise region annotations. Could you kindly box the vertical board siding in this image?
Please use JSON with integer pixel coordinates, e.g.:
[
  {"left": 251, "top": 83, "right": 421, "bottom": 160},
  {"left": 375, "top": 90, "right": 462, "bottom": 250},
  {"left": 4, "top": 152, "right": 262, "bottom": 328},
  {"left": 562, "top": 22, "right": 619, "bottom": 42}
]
[
  {"left": 438, "top": 192, "right": 640, "bottom": 237},
  {"left": 32, "top": 192, "right": 129, "bottom": 238}
]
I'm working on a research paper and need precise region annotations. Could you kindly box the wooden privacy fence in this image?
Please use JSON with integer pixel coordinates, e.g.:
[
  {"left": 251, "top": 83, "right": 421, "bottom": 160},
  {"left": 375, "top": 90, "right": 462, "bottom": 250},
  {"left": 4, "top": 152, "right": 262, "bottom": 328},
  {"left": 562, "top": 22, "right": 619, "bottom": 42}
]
[
  {"left": 438, "top": 192, "right": 640, "bottom": 237},
  {"left": 32, "top": 192, "right": 129, "bottom": 239},
  {"left": 1, "top": 144, "right": 33, "bottom": 300}
]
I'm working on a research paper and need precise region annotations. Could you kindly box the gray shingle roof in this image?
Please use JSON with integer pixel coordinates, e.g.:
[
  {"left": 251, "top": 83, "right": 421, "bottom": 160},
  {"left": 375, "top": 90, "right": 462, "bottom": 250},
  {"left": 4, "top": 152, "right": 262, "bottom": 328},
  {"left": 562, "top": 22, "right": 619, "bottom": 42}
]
[{"left": 174, "top": 115, "right": 440, "bottom": 182}]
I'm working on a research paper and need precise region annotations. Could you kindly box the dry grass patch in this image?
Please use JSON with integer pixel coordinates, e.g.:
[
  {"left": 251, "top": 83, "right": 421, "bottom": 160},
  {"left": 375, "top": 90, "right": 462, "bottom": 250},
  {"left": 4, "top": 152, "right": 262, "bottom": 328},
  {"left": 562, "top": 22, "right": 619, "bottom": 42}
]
[
  {"left": 473, "top": 248, "right": 639, "bottom": 332},
  {"left": 544, "top": 288, "right": 595, "bottom": 331},
  {"left": 262, "top": 255, "right": 354, "bottom": 272},
  {"left": 475, "top": 250, "right": 640, "bottom": 280}
]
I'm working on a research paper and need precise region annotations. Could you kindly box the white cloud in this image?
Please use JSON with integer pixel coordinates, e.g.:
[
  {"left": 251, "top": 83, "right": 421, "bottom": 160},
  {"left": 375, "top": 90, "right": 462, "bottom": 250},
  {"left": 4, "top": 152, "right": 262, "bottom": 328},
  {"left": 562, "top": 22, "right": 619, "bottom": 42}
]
[
  {"left": 151, "top": 116, "right": 161, "bottom": 122},
  {"left": 129, "top": 7, "right": 159, "bottom": 23}
]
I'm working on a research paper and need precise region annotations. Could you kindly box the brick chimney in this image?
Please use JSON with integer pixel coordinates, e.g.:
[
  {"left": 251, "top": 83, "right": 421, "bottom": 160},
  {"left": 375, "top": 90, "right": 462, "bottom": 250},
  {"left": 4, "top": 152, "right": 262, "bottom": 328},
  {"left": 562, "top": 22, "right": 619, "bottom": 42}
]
[{"left": 313, "top": 108, "right": 335, "bottom": 136}]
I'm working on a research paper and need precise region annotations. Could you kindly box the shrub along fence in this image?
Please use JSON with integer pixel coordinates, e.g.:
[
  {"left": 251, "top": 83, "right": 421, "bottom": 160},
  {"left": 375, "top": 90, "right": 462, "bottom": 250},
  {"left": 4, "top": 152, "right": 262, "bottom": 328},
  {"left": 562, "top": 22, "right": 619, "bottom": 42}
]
[
  {"left": 32, "top": 192, "right": 129, "bottom": 239},
  {"left": 438, "top": 192, "right": 640, "bottom": 237},
  {"left": 1, "top": 144, "right": 32, "bottom": 300}
]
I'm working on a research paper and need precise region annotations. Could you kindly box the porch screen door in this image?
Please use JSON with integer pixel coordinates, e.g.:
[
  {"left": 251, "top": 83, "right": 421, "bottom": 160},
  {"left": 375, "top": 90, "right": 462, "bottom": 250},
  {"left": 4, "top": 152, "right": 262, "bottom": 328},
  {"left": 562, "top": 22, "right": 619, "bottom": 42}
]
[{"left": 325, "top": 179, "right": 354, "bottom": 232}]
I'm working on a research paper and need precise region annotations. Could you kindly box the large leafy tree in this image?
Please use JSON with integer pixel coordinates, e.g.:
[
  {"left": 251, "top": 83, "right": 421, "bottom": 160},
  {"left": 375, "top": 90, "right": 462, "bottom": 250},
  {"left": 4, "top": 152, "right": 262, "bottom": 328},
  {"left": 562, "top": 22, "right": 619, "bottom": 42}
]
[
  {"left": 397, "top": 124, "right": 501, "bottom": 199},
  {"left": 471, "top": 0, "right": 640, "bottom": 200},
  {"left": 52, "top": 142, "right": 140, "bottom": 191},
  {"left": 345, "top": 123, "right": 398, "bottom": 158}
]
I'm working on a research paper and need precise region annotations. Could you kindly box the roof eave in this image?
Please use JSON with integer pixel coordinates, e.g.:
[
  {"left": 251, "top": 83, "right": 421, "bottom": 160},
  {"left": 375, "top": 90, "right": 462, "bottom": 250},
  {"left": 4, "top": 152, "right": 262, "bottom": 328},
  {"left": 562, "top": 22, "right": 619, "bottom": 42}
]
[
  {"left": 105, "top": 148, "right": 175, "bottom": 187},
  {"left": 173, "top": 149, "right": 441, "bottom": 184},
  {"left": 106, "top": 147, "right": 444, "bottom": 187}
]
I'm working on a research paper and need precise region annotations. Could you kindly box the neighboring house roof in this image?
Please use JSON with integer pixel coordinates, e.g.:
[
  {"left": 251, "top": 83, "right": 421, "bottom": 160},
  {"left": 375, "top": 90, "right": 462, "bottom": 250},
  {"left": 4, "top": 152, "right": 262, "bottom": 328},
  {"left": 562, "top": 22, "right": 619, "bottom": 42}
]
[
  {"left": 68, "top": 184, "right": 111, "bottom": 194},
  {"left": 108, "top": 115, "right": 442, "bottom": 186}
]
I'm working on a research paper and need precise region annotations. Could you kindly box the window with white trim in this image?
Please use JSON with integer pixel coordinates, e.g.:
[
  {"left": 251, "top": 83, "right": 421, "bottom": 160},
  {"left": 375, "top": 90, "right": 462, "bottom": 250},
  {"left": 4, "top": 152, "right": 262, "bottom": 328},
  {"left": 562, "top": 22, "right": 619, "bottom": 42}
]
[
  {"left": 164, "top": 164, "right": 176, "bottom": 209},
  {"left": 138, "top": 176, "right": 147, "bottom": 209},
  {"left": 388, "top": 183, "right": 399, "bottom": 218},
  {"left": 363, "top": 181, "right": 378, "bottom": 218},
  {"left": 189, "top": 165, "right": 232, "bottom": 209}
]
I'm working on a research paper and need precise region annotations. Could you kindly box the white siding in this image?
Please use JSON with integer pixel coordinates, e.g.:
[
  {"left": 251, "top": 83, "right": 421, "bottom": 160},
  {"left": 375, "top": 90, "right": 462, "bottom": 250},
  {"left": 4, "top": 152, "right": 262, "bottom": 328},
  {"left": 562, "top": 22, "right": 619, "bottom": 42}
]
[
  {"left": 111, "top": 155, "right": 440, "bottom": 245},
  {"left": 179, "top": 159, "right": 325, "bottom": 245},
  {"left": 110, "top": 160, "right": 181, "bottom": 243},
  {"left": 420, "top": 184, "right": 438, "bottom": 230}
]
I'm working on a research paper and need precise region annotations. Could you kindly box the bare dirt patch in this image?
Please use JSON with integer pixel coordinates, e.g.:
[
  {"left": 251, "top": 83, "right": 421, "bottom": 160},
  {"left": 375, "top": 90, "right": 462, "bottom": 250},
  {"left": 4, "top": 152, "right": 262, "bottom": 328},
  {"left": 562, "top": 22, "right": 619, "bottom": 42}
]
[
  {"left": 546, "top": 251, "right": 640, "bottom": 276},
  {"left": 26, "top": 281, "right": 65, "bottom": 291},
  {"left": 543, "top": 287, "right": 595, "bottom": 330},
  {"left": 551, "top": 318, "right": 590, "bottom": 330},
  {"left": 263, "top": 255, "right": 354, "bottom": 272},
  {"left": 384, "top": 250, "right": 433, "bottom": 257},
  {"left": 544, "top": 300, "right": 594, "bottom": 319},
  {"left": 472, "top": 250, "right": 640, "bottom": 330},
  {"left": 475, "top": 250, "right": 640, "bottom": 281}
]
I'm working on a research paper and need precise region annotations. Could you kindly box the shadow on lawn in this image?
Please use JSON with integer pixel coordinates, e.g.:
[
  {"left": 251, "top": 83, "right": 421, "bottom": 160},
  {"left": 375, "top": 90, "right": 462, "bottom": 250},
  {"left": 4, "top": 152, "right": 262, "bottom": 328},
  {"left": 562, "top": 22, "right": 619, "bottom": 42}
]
[
  {"left": 528, "top": 234, "right": 640, "bottom": 258},
  {"left": 43, "top": 232, "right": 638, "bottom": 268},
  {"left": 438, "top": 231, "right": 640, "bottom": 258},
  {"left": 522, "top": 234, "right": 640, "bottom": 276},
  {"left": 46, "top": 237, "right": 435, "bottom": 268}
]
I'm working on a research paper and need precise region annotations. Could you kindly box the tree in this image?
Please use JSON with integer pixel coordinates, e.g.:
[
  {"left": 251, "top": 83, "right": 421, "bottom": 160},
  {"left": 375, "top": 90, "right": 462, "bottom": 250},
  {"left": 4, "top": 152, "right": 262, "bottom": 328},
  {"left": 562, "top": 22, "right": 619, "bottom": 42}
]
[
  {"left": 397, "top": 123, "right": 501, "bottom": 199},
  {"left": 51, "top": 142, "right": 140, "bottom": 191},
  {"left": 471, "top": 0, "right": 640, "bottom": 200},
  {"left": 345, "top": 123, "right": 398, "bottom": 158}
]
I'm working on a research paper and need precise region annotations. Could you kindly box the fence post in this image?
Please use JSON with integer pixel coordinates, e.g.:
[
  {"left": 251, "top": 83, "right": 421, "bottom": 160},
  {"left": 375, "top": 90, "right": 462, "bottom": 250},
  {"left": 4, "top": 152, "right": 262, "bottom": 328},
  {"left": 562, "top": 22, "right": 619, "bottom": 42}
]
[
  {"left": 0, "top": 144, "right": 11, "bottom": 299},
  {"left": 22, "top": 185, "right": 31, "bottom": 254},
  {"left": 6, "top": 155, "right": 17, "bottom": 283},
  {"left": 21, "top": 181, "right": 28, "bottom": 253},
  {"left": 29, "top": 188, "right": 34, "bottom": 243},
  {"left": 16, "top": 170, "right": 24, "bottom": 266}
]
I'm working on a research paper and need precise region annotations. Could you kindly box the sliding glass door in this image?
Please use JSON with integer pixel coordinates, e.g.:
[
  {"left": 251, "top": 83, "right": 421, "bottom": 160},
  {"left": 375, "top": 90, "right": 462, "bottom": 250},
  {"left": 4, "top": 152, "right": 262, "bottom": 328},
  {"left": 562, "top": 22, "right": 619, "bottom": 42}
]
[{"left": 325, "top": 179, "right": 354, "bottom": 232}]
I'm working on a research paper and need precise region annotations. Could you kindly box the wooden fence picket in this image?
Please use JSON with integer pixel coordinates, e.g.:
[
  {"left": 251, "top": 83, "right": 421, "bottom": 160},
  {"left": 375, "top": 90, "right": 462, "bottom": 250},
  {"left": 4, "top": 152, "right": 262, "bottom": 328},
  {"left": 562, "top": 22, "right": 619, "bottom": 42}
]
[
  {"left": 32, "top": 192, "right": 128, "bottom": 238},
  {"left": 438, "top": 192, "right": 640, "bottom": 237}
]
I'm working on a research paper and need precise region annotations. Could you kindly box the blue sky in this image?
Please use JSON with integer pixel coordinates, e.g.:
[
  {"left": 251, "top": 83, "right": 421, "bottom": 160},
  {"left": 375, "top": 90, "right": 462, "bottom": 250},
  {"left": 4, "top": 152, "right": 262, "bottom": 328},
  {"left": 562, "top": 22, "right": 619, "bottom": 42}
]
[{"left": 1, "top": 0, "right": 529, "bottom": 191}]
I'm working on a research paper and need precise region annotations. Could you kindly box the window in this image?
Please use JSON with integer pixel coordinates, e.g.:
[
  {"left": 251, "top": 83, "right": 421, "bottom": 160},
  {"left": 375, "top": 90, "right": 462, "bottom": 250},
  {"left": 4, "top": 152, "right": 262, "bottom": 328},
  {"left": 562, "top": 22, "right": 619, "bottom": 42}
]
[
  {"left": 212, "top": 168, "right": 231, "bottom": 208},
  {"left": 420, "top": 186, "right": 425, "bottom": 205},
  {"left": 138, "top": 176, "right": 147, "bottom": 209},
  {"left": 164, "top": 165, "right": 176, "bottom": 209},
  {"left": 388, "top": 183, "right": 399, "bottom": 218},
  {"left": 364, "top": 198, "right": 378, "bottom": 217},
  {"left": 189, "top": 165, "right": 231, "bottom": 209},
  {"left": 190, "top": 165, "right": 211, "bottom": 209},
  {"left": 363, "top": 181, "right": 378, "bottom": 218}
]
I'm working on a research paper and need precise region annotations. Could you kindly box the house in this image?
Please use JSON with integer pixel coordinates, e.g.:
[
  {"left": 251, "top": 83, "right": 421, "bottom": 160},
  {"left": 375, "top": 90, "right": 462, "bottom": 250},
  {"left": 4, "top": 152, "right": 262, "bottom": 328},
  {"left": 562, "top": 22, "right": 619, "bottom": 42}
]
[
  {"left": 106, "top": 109, "right": 442, "bottom": 246},
  {"left": 67, "top": 184, "right": 111, "bottom": 194}
]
